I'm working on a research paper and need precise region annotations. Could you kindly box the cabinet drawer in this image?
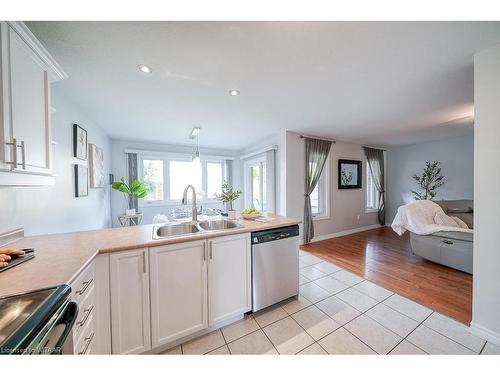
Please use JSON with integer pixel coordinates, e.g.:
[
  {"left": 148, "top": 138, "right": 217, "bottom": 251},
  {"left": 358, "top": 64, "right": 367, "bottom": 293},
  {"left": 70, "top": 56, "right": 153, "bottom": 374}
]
[
  {"left": 71, "top": 261, "right": 95, "bottom": 303},
  {"left": 73, "top": 283, "right": 95, "bottom": 342},
  {"left": 74, "top": 312, "right": 95, "bottom": 355}
]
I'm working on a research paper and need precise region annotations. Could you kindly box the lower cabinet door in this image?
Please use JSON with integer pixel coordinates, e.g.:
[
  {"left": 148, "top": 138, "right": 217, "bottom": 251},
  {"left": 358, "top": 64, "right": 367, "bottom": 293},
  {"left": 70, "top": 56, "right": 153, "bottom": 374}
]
[
  {"left": 208, "top": 233, "right": 252, "bottom": 326},
  {"left": 149, "top": 241, "right": 208, "bottom": 348},
  {"left": 110, "top": 248, "right": 151, "bottom": 354}
]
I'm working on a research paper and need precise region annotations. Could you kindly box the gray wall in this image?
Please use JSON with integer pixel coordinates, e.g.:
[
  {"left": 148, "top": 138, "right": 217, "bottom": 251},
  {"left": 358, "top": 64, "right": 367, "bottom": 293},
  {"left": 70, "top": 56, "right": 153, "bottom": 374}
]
[
  {"left": 386, "top": 134, "right": 474, "bottom": 222},
  {"left": 0, "top": 87, "right": 111, "bottom": 236},
  {"left": 472, "top": 44, "right": 500, "bottom": 344}
]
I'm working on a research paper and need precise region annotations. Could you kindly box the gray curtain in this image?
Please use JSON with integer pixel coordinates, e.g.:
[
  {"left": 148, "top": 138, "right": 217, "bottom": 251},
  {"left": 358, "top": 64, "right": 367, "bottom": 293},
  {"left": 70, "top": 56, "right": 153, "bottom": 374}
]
[
  {"left": 225, "top": 160, "right": 233, "bottom": 185},
  {"left": 304, "top": 138, "right": 333, "bottom": 244},
  {"left": 127, "top": 153, "right": 138, "bottom": 211},
  {"left": 363, "top": 147, "right": 385, "bottom": 225}
]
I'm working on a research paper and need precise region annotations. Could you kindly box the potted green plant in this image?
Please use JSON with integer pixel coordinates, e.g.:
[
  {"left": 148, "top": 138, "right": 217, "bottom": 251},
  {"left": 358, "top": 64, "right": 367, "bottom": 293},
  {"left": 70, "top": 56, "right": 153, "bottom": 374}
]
[
  {"left": 112, "top": 178, "right": 149, "bottom": 215},
  {"left": 411, "top": 161, "right": 445, "bottom": 200},
  {"left": 214, "top": 181, "right": 242, "bottom": 219}
]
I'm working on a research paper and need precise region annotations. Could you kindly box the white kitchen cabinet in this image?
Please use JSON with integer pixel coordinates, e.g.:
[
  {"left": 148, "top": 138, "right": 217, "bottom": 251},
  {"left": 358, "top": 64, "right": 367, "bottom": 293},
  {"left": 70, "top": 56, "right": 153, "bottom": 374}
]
[
  {"left": 110, "top": 248, "right": 151, "bottom": 354},
  {"left": 208, "top": 233, "right": 252, "bottom": 326},
  {"left": 106, "top": 233, "right": 252, "bottom": 352},
  {"left": 0, "top": 21, "right": 66, "bottom": 185},
  {"left": 93, "top": 254, "right": 111, "bottom": 354},
  {"left": 149, "top": 240, "right": 208, "bottom": 348}
]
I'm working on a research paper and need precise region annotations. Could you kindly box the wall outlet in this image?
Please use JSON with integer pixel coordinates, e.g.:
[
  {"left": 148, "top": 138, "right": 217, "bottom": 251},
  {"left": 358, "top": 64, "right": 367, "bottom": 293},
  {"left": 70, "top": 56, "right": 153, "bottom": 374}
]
[{"left": 356, "top": 214, "right": 360, "bottom": 221}]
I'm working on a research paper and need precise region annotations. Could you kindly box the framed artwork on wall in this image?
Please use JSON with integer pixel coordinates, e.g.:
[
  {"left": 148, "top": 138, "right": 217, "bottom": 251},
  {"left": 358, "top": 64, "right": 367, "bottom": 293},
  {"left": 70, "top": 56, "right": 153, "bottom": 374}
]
[
  {"left": 338, "top": 159, "right": 362, "bottom": 189},
  {"left": 89, "top": 143, "right": 105, "bottom": 188},
  {"left": 73, "top": 124, "right": 87, "bottom": 160},
  {"left": 74, "top": 164, "right": 88, "bottom": 197}
]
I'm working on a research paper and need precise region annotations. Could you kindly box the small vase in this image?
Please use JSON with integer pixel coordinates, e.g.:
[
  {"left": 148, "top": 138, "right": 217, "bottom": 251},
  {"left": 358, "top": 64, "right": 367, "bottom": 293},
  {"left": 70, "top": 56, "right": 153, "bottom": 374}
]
[
  {"left": 125, "top": 208, "right": 136, "bottom": 216},
  {"left": 228, "top": 210, "right": 236, "bottom": 220}
]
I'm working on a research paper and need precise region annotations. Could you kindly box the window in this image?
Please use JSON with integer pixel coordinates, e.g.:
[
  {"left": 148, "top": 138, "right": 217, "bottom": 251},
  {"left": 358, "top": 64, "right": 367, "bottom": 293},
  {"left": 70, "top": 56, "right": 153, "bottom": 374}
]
[
  {"left": 169, "top": 160, "right": 202, "bottom": 200},
  {"left": 142, "top": 159, "right": 164, "bottom": 202},
  {"left": 138, "top": 153, "right": 226, "bottom": 206},
  {"left": 246, "top": 159, "right": 267, "bottom": 211},
  {"left": 206, "top": 162, "right": 223, "bottom": 199},
  {"left": 242, "top": 148, "right": 276, "bottom": 213},
  {"left": 311, "top": 158, "right": 329, "bottom": 219},
  {"left": 366, "top": 166, "right": 380, "bottom": 212}
]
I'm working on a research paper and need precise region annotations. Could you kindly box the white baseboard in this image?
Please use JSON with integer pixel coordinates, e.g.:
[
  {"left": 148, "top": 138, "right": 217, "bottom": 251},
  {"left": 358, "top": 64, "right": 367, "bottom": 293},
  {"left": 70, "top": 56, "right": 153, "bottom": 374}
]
[
  {"left": 310, "top": 224, "right": 382, "bottom": 243},
  {"left": 470, "top": 321, "right": 500, "bottom": 347}
]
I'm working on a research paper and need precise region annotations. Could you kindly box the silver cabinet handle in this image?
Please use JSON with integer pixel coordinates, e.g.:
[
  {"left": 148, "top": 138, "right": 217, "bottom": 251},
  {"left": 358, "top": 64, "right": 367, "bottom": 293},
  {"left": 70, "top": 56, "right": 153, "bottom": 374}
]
[
  {"left": 203, "top": 242, "right": 206, "bottom": 261},
  {"left": 209, "top": 241, "right": 213, "bottom": 260},
  {"left": 77, "top": 305, "right": 94, "bottom": 327},
  {"left": 78, "top": 331, "right": 95, "bottom": 355},
  {"left": 5, "top": 138, "right": 18, "bottom": 169},
  {"left": 77, "top": 278, "right": 93, "bottom": 295},
  {"left": 142, "top": 251, "right": 146, "bottom": 273},
  {"left": 5, "top": 138, "right": 26, "bottom": 169},
  {"left": 19, "top": 140, "right": 26, "bottom": 169}
]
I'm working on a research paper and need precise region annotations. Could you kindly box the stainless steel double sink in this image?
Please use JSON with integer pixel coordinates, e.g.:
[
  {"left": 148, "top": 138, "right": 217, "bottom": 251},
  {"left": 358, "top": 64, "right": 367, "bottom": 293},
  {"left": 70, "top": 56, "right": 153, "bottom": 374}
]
[{"left": 153, "top": 219, "right": 242, "bottom": 239}]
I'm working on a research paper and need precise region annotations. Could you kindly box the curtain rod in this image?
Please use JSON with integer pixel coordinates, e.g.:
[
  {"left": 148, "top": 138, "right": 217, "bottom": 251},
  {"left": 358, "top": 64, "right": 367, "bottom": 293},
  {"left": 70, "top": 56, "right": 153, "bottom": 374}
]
[
  {"left": 299, "top": 134, "right": 336, "bottom": 143},
  {"left": 362, "top": 145, "right": 387, "bottom": 151}
]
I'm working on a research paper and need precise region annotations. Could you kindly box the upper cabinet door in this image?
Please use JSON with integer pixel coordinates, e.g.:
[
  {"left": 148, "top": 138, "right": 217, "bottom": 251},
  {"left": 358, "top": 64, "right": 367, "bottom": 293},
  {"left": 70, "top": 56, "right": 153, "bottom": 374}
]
[
  {"left": 8, "top": 26, "right": 51, "bottom": 174},
  {"left": 110, "top": 248, "right": 151, "bottom": 354},
  {"left": 149, "top": 241, "right": 208, "bottom": 348},
  {"left": 0, "top": 22, "right": 67, "bottom": 185},
  {"left": 208, "top": 233, "right": 252, "bottom": 326}
]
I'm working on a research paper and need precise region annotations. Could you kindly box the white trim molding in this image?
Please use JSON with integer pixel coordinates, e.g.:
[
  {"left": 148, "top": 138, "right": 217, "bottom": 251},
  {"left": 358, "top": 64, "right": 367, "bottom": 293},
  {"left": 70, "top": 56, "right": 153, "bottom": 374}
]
[
  {"left": 8, "top": 22, "right": 68, "bottom": 81},
  {"left": 240, "top": 145, "right": 278, "bottom": 160},
  {"left": 310, "top": 224, "right": 382, "bottom": 243},
  {"left": 470, "top": 321, "right": 500, "bottom": 347},
  {"left": 124, "top": 148, "right": 234, "bottom": 161}
]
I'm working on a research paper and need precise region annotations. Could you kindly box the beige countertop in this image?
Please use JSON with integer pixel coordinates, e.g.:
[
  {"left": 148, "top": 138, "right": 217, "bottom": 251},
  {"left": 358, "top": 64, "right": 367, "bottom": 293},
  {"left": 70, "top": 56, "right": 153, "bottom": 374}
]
[{"left": 0, "top": 215, "right": 301, "bottom": 298}]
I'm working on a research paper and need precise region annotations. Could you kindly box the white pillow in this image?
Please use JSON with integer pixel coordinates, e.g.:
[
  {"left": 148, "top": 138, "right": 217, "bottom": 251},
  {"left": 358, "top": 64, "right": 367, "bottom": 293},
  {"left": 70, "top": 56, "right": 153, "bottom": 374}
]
[
  {"left": 451, "top": 216, "right": 469, "bottom": 229},
  {"left": 434, "top": 212, "right": 460, "bottom": 228}
]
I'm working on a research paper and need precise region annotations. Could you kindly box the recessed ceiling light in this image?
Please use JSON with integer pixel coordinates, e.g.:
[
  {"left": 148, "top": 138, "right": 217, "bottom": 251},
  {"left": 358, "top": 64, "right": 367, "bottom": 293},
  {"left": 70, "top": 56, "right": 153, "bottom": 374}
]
[
  {"left": 229, "top": 89, "right": 240, "bottom": 96},
  {"left": 138, "top": 64, "right": 152, "bottom": 74}
]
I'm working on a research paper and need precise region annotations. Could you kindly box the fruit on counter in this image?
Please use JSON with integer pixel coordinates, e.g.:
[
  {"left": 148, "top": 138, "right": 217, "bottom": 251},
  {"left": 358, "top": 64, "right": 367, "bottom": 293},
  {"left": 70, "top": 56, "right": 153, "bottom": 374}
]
[{"left": 241, "top": 208, "right": 262, "bottom": 215}]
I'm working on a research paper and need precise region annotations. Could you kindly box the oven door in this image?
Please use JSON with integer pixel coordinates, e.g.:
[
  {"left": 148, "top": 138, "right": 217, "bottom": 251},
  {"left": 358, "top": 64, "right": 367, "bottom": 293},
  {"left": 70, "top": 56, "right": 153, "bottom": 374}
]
[
  {"left": 1, "top": 285, "right": 79, "bottom": 355},
  {"left": 24, "top": 299, "right": 78, "bottom": 354}
]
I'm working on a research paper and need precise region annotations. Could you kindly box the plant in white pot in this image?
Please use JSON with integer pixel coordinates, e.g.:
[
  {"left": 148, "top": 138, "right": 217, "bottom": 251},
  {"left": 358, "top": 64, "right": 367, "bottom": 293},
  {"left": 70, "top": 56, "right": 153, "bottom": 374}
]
[
  {"left": 214, "top": 181, "right": 242, "bottom": 220},
  {"left": 112, "top": 178, "right": 149, "bottom": 215}
]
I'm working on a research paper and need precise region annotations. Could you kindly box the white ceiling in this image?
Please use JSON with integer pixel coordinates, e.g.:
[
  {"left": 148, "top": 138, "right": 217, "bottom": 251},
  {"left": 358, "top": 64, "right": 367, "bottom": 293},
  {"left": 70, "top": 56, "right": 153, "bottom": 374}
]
[{"left": 27, "top": 21, "right": 500, "bottom": 150}]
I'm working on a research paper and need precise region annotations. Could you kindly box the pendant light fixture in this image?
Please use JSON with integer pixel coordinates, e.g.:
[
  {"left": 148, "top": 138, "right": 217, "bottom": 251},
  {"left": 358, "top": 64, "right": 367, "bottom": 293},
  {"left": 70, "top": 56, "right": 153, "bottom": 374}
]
[{"left": 190, "top": 127, "right": 201, "bottom": 164}]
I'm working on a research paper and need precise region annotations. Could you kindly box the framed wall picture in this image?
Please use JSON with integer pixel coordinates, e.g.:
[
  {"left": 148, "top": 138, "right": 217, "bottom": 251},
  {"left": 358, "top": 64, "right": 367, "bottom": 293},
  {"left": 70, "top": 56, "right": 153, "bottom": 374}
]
[
  {"left": 73, "top": 124, "right": 88, "bottom": 160},
  {"left": 89, "top": 143, "right": 105, "bottom": 188},
  {"left": 338, "top": 159, "right": 362, "bottom": 189},
  {"left": 74, "top": 164, "right": 88, "bottom": 197}
]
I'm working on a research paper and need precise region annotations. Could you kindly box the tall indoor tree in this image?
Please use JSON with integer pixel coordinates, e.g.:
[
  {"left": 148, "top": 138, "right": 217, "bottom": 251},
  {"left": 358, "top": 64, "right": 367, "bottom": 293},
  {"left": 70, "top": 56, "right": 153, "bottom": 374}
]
[{"left": 411, "top": 160, "right": 445, "bottom": 200}]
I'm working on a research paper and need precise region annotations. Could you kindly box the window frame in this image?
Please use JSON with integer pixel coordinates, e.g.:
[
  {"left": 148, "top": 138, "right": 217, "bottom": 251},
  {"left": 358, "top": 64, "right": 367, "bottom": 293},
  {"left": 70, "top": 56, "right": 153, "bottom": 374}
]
[
  {"left": 138, "top": 152, "right": 226, "bottom": 208},
  {"left": 311, "top": 156, "right": 330, "bottom": 221},
  {"left": 244, "top": 155, "right": 267, "bottom": 211},
  {"left": 365, "top": 163, "right": 380, "bottom": 213}
]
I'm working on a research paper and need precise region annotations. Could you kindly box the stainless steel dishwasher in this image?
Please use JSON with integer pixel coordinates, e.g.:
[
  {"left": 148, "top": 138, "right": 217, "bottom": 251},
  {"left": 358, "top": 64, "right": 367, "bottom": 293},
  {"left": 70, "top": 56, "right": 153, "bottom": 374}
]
[{"left": 251, "top": 225, "right": 300, "bottom": 312}]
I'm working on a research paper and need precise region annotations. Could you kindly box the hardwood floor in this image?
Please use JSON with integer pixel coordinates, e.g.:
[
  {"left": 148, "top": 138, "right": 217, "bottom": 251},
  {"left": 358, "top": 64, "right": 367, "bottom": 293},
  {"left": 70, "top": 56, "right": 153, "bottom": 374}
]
[{"left": 301, "top": 226, "right": 472, "bottom": 325}]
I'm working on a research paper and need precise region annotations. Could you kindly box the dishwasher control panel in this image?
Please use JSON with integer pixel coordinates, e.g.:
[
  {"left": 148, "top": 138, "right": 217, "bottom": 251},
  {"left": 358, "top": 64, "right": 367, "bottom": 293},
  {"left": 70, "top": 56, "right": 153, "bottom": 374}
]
[{"left": 251, "top": 225, "right": 299, "bottom": 244}]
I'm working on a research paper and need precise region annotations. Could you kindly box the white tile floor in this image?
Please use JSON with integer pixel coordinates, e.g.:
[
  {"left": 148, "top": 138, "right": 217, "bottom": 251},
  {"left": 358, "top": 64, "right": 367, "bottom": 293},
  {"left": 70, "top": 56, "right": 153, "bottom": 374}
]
[{"left": 162, "top": 254, "right": 497, "bottom": 355}]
